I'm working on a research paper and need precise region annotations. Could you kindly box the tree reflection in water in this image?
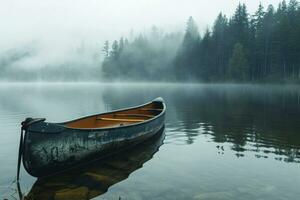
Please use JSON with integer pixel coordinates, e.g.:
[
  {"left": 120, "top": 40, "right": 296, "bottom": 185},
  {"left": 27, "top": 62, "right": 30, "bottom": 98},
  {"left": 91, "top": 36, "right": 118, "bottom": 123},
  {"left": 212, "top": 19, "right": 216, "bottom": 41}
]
[{"left": 165, "top": 85, "right": 300, "bottom": 163}]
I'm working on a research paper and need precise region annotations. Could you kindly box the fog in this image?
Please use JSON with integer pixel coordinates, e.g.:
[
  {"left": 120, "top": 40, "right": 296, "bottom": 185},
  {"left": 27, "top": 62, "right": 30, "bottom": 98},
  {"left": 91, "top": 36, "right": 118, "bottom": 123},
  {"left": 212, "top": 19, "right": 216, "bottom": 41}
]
[{"left": 0, "top": 0, "right": 283, "bottom": 81}]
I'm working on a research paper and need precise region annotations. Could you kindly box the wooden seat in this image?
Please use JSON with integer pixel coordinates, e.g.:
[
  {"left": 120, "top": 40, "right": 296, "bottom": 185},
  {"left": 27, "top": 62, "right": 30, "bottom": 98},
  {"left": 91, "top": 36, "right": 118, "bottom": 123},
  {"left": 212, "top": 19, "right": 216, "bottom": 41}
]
[
  {"left": 96, "top": 117, "right": 145, "bottom": 122},
  {"left": 114, "top": 114, "right": 154, "bottom": 118},
  {"left": 141, "top": 108, "right": 163, "bottom": 111}
]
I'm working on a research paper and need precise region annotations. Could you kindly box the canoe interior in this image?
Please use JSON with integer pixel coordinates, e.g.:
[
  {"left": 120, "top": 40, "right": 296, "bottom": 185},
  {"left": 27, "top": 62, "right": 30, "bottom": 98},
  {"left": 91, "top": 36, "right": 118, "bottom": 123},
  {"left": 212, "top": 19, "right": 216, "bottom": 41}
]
[{"left": 64, "top": 101, "right": 163, "bottom": 129}]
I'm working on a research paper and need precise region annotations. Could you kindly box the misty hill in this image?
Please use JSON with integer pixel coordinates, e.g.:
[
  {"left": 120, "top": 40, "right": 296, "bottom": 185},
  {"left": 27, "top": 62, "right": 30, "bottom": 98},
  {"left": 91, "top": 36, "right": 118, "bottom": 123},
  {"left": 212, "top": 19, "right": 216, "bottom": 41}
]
[
  {"left": 0, "top": 46, "right": 33, "bottom": 80},
  {"left": 0, "top": 43, "right": 101, "bottom": 82}
]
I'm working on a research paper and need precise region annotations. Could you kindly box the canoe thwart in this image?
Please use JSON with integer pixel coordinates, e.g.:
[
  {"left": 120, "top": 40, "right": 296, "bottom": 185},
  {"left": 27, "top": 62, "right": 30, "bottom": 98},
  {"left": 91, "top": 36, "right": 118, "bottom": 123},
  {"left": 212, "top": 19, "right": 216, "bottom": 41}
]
[
  {"left": 96, "top": 117, "right": 145, "bottom": 122},
  {"left": 114, "top": 114, "right": 155, "bottom": 118},
  {"left": 140, "top": 108, "right": 163, "bottom": 111}
]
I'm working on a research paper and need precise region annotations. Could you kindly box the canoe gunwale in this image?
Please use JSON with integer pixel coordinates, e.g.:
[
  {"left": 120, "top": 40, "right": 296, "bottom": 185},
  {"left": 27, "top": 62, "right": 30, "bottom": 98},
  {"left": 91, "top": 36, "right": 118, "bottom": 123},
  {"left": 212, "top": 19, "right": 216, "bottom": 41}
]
[{"left": 42, "top": 97, "right": 166, "bottom": 132}]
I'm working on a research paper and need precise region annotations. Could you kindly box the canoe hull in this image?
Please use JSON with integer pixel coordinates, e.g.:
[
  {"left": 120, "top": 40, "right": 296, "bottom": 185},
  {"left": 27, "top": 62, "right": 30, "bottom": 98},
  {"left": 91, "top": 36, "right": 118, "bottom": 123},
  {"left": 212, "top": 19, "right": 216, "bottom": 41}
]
[
  {"left": 24, "top": 129, "right": 165, "bottom": 200},
  {"left": 22, "top": 100, "right": 165, "bottom": 178}
]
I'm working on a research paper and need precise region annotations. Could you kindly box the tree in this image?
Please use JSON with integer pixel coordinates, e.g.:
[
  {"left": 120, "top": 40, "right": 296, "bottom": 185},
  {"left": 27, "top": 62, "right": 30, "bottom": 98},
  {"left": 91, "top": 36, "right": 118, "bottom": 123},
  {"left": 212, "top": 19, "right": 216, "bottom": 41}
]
[
  {"left": 275, "top": 0, "right": 290, "bottom": 78},
  {"left": 181, "top": 16, "right": 200, "bottom": 55},
  {"left": 150, "top": 25, "right": 162, "bottom": 40},
  {"left": 287, "top": 0, "right": 299, "bottom": 78},
  {"left": 124, "top": 38, "right": 129, "bottom": 47},
  {"left": 252, "top": 3, "right": 265, "bottom": 37},
  {"left": 229, "top": 3, "right": 250, "bottom": 47},
  {"left": 174, "top": 16, "right": 200, "bottom": 80},
  {"left": 212, "top": 13, "right": 229, "bottom": 78},
  {"left": 110, "top": 40, "right": 119, "bottom": 60},
  {"left": 261, "top": 5, "right": 275, "bottom": 79},
  {"left": 199, "top": 29, "right": 214, "bottom": 80},
  {"left": 228, "top": 43, "right": 249, "bottom": 81},
  {"left": 102, "top": 40, "right": 109, "bottom": 57},
  {"left": 183, "top": 16, "right": 200, "bottom": 46},
  {"left": 251, "top": 3, "right": 266, "bottom": 79}
]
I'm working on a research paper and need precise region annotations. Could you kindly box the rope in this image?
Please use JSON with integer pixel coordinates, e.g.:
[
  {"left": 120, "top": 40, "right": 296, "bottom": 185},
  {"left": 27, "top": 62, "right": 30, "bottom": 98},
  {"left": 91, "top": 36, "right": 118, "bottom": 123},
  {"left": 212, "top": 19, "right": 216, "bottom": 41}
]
[
  {"left": 16, "top": 117, "right": 45, "bottom": 182},
  {"left": 17, "top": 126, "right": 25, "bottom": 182}
]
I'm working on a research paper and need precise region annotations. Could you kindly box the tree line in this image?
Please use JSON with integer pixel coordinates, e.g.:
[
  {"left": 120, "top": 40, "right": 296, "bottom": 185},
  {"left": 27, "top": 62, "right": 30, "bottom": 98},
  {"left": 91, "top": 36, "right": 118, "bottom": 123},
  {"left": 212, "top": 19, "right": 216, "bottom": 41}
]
[
  {"left": 102, "top": 0, "right": 300, "bottom": 83},
  {"left": 102, "top": 27, "right": 181, "bottom": 81}
]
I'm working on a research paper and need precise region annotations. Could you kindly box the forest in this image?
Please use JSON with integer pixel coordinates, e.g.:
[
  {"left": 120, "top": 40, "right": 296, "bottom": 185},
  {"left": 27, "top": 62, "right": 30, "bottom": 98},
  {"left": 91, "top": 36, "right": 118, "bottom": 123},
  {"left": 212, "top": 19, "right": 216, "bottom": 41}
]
[{"left": 102, "top": 0, "right": 300, "bottom": 83}]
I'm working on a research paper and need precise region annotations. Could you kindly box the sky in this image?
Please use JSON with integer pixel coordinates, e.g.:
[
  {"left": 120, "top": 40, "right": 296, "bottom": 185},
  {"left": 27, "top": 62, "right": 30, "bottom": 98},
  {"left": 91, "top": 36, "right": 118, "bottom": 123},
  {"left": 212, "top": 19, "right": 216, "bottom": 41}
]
[{"left": 0, "top": 0, "right": 284, "bottom": 67}]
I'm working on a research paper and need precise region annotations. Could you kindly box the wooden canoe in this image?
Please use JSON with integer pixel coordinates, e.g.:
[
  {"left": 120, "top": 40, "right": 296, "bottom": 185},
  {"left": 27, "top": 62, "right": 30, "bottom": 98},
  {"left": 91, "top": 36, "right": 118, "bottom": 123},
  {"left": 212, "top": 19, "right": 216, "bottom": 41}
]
[{"left": 19, "top": 97, "right": 166, "bottom": 178}]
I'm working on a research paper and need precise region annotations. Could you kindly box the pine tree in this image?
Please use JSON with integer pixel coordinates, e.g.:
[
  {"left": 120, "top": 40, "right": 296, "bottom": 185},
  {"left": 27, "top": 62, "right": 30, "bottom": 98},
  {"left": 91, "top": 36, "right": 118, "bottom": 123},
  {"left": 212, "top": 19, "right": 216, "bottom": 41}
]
[
  {"left": 275, "top": 0, "right": 290, "bottom": 78},
  {"left": 287, "top": 0, "right": 299, "bottom": 78},
  {"left": 124, "top": 38, "right": 129, "bottom": 47},
  {"left": 229, "top": 3, "right": 250, "bottom": 46},
  {"left": 228, "top": 43, "right": 249, "bottom": 81},
  {"left": 183, "top": 16, "right": 200, "bottom": 47},
  {"left": 110, "top": 40, "right": 119, "bottom": 60},
  {"left": 252, "top": 3, "right": 265, "bottom": 79},
  {"left": 212, "top": 13, "right": 229, "bottom": 78},
  {"left": 253, "top": 3, "right": 265, "bottom": 37},
  {"left": 174, "top": 16, "right": 200, "bottom": 80},
  {"left": 119, "top": 37, "right": 124, "bottom": 54},
  {"left": 261, "top": 5, "right": 275, "bottom": 79},
  {"left": 102, "top": 40, "right": 109, "bottom": 57}
]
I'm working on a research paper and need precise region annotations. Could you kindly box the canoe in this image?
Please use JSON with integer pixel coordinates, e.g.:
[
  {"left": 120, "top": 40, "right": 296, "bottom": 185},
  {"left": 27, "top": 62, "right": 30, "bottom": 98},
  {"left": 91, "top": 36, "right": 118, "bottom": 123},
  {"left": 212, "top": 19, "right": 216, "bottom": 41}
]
[
  {"left": 18, "top": 97, "right": 166, "bottom": 178},
  {"left": 23, "top": 129, "right": 165, "bottom": 200}
]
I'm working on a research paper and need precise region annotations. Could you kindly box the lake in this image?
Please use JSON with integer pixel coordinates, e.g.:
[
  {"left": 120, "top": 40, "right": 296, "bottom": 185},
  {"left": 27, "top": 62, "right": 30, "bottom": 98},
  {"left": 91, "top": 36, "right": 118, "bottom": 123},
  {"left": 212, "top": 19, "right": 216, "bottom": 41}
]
[{"left": 0, "top": 83, "right": 300, "bottom": 200}]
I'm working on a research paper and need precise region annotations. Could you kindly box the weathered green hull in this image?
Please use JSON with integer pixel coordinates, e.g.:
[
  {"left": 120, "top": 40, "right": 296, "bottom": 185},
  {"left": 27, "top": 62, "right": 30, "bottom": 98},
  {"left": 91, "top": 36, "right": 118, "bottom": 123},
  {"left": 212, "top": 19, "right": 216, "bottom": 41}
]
[
  {"left": 24, "top": 129, "right": 165, "bottom": 200},
  {"left": 22, "top": 98, "right": 165, "bottom": 177}
]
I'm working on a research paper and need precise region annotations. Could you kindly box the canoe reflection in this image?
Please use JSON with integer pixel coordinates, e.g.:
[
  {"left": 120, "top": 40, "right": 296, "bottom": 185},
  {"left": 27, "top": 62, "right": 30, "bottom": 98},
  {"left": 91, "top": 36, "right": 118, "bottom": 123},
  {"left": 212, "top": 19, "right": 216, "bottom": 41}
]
[{"left": 24, "top": 128, "right": 165, "bottom": 200}]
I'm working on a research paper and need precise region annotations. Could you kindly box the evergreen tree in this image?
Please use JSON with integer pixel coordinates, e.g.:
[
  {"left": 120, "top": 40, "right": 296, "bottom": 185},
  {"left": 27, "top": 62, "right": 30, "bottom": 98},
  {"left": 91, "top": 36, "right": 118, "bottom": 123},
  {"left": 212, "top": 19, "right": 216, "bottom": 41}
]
[
  {"left": 102, "top": 40, "right": 109, "bottom": 57},
  {"left": 199, "top": 29, "right": 214, "bottom": 80},
  {"left": 124, "top": 38, "right": 129, "bottom": 47},
  {"left": 253, "top": 3, "right": 265, "bottom": 37},
  {"left": 212, "top": 13, "right": 229, "bottom": 78},
  {"left": 101, "top": 0, "right": 300, "bottom": 83},
  {"left": 261, "top": 5, "right": 275, "bottom": 79},
  {"left": 229, "top": 3, "right": 250, "bottom": 46},
  {"left": 174, "top": 16, "right": 200, "bottom": 80},
  {"left": 252, "top": 3, "right": 266, "bottom": 79},
  {"left": 275, "top": 0, "right": 290, "bottom": 78},
  {"left": 110, "top": 40, "right": 119, "bottom": 60},
  {"left": 228, "top": 43, "right": 249, "bottom": 81},
  {"left": 287, "top": 0, "right": 299, "bottom": 78},
  {"left": 183, "top": 16, "right": 200, "bottom": 47},
  {"left": 119, "top": 37, "right": 124, "bottom": 54}
]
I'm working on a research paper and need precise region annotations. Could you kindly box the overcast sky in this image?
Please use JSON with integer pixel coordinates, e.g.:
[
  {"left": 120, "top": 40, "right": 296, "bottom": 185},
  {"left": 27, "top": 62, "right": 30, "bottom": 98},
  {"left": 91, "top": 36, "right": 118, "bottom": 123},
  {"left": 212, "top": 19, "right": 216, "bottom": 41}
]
[{"left": 0, "top": 0, "right": 283, "bottom": 66}]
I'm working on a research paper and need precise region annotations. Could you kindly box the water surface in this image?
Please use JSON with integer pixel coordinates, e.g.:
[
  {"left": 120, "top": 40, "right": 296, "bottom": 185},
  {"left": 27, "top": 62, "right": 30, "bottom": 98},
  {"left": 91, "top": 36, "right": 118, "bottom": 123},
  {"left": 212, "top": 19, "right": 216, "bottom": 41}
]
[{"left": 0, "top": 83, "right": 300, "bottom": 200}]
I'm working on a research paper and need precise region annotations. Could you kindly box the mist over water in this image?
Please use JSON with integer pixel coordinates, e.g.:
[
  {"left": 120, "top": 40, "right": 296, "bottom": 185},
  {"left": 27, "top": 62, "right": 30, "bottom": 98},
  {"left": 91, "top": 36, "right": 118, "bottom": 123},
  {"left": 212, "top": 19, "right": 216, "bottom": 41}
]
[{"left": 0, "top": 83, "right": 300, "bottom": 199}]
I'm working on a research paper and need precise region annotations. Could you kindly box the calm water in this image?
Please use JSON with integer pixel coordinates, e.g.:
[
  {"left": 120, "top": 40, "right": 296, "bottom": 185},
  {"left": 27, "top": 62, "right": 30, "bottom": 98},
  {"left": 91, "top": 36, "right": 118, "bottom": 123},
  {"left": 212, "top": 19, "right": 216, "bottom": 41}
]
[{"left": 0, "top": 83, "right": 300, "bottom": 200}]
